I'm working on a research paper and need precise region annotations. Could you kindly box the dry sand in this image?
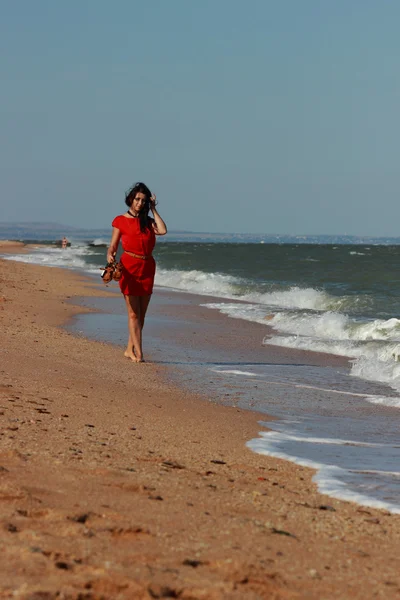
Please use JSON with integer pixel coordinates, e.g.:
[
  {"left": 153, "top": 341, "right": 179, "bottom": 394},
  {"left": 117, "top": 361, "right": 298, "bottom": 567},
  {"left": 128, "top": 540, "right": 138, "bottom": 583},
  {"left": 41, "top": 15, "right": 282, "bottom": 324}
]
[{"left": 1, "top": 254, "right": 400, "bottom": 599}]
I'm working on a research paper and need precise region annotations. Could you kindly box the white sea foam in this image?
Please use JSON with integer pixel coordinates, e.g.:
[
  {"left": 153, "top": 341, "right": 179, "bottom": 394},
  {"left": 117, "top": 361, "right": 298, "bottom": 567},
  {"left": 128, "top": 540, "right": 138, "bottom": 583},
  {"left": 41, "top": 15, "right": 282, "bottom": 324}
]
[
  {"left": 262, "top": 311, "right": 400, "bottom": 394},
  {"left": 4, "top": 247, "right": 363, "bottom": 313},
  {"left": 203, "top": 303, "right": 400, "bottom": 344},
  {"left": 264, "top": 327, "right": 400, "bottom": 395},
  {"left": 202, "top": 301, "right": 400, "bottom": 399},
  {"left": 242, "top": 286, "right": 335, "bottom": 310},
  {"left": 210, "top": 369, "right": 258, "bottom": 377},
  {"left": 155, "top": 268, "right": 242, "bottom": 297},
  {"left": 355, "top": 469, "right": 400, "bottom": 477},
  {"left": 264, "top": 335, "right": 400, "bottom": 396},
  {"left": 156, "top": 268, "right": 361, "bottom": 312},
  {"left": 247, "top": 431, "right": 400, "bottom": 513},
  {"left": 365, "top": 396, "right": 400, "bottom": 408},
  {"left": 2, "top": 244, "right": 100, "bottom": 274},
  {"left": 350, "top": 354, "right": 400, "bottom": 394},
  {"left": 89, "top": 238, "right": 108, "bottom": 246},
  {"left": 255, "top": 430, "right": 388, "bottom": 448},
  {"left": 211, "top": 365, "right": 396, "bottom": 399},
  {"left": 313, "top": 466, "right": 400, "bottom": 513},
  {"left": 267, "top": 312, "right": 400, "bottom": 342}
]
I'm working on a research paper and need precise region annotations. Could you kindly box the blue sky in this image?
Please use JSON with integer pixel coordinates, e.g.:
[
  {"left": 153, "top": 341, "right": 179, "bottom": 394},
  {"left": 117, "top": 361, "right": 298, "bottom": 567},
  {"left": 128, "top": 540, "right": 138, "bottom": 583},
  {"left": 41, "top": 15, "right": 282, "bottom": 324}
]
[{"left": 1, "top": 0, "right": 400, "bottom": 235}]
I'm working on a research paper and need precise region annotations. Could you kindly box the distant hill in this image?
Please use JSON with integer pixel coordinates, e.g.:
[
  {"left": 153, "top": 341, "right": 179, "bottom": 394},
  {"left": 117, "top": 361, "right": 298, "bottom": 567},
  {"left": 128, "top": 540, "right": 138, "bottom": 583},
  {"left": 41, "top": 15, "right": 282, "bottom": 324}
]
[
  {"left": 0, "top": 222, "right": 80, "bottom": 235},
  {"left": 0, "top": 222, "right": 192, "bottom": 235},
  {"left": 0, "top": 222, "right": 80, "bottom": 231}
]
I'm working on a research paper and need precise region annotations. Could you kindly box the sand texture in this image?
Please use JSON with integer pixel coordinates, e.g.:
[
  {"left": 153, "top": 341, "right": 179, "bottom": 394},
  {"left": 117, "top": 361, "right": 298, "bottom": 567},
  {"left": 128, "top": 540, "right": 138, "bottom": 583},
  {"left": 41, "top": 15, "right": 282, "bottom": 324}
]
[{"left": 1, "top": 257, "right": 400, "bottom": 599}]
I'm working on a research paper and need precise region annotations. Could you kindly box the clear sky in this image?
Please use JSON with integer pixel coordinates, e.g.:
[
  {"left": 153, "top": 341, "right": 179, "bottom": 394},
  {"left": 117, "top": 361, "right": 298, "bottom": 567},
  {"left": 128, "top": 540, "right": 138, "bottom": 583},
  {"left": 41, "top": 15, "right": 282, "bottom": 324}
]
[{"left": 1, "top": 0, "right": 400, "bottom": 235}]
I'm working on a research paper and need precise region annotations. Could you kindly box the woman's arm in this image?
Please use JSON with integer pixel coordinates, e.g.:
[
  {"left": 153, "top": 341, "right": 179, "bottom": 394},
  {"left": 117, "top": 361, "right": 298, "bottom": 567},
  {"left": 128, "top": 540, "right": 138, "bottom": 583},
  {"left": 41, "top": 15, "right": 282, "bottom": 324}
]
[
  {"left": 107, "top": 227, "right": 121, "bottom": 262},
  {"left": 150, "top": 195, "right": 167, "bottom": 235}
]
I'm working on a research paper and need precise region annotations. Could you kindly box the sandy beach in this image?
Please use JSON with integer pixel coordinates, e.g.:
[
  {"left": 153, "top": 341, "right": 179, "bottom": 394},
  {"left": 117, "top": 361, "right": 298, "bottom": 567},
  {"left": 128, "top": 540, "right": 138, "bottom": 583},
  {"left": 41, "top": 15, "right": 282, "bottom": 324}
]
[{"left": 1, "top": 250, "right": 400, "bottom": 599}]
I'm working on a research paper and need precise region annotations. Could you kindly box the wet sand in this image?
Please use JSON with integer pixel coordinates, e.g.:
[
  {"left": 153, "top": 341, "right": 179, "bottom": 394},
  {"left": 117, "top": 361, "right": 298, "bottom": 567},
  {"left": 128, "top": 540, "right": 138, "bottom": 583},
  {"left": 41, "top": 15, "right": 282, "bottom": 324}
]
[
  {"left": 1, "top": 255, "right": 400, "bottom": 599},
  {"left": 0, "top": 241, "right": 28, "bottom": 252}
]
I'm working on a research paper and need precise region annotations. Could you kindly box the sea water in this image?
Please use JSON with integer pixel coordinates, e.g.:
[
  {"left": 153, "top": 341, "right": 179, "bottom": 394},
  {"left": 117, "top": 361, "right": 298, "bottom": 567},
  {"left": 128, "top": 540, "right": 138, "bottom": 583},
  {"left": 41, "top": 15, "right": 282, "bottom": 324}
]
[{"left": 3, "top": 233, "right": 400, "bottom": 512}]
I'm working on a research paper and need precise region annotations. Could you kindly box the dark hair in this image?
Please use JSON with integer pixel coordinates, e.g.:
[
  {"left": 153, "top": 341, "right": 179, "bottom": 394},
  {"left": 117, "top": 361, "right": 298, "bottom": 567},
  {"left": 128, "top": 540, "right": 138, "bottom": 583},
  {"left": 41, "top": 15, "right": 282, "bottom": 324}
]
[{"left": 125, "top": 182, "right": 152, "bottom": 232}]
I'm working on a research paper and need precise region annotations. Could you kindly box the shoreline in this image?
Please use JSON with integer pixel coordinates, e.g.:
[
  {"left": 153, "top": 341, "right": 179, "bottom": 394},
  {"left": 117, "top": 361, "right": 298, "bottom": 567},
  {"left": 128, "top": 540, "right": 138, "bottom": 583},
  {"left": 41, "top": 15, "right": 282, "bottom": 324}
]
[
  {"left": 1, "top": 256, "right": 400, "bottom": 598},
  {"left": 0, "top": 240, "right": 54, "bottom": 253},
  {"left": 69, "top": 286, "right": 400, "bottom": 514}
]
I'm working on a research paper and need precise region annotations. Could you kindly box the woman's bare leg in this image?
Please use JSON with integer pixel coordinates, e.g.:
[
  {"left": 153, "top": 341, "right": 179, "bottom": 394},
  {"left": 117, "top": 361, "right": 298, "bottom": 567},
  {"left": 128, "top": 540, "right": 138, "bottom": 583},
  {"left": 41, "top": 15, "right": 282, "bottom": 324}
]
[
  {"left": 124, "top": 295, "right": 143, "bottom": 362},
  {"left": 134, "top": 295, "right": 152, "bottom": 360},
  {"left": 123, "top": 294, "right": 152, "bottom": 362},
  {"left": 139, "top": 295, "right": 152, "bottom": 329},
  {"left": 126, "top": 331, "right": 135, "bottom": 359}
]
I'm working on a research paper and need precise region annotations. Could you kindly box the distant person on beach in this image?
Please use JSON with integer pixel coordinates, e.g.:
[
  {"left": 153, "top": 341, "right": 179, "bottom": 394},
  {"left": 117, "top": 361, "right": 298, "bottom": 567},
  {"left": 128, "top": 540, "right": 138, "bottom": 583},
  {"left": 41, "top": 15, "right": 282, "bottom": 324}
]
[
  {"left": 61, "top": 236, "right": 68, "bottom": 249},
  {"left": 107, "top": 182, "right": 167, "bottom": 363}
]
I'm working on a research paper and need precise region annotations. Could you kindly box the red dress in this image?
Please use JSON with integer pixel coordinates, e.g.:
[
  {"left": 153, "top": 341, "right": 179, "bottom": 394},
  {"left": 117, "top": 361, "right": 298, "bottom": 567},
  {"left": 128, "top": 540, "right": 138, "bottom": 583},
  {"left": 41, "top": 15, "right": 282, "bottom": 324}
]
[{"left": 112, "top": 215, "right": 156, "bottom": 296}]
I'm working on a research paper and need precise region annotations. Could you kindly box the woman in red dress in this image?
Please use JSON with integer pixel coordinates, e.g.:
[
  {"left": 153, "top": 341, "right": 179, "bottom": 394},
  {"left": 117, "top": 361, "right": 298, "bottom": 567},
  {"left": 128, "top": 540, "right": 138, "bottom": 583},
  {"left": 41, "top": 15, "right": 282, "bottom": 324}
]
[{"left": 107, "top": 182, "right": 167, "bottom": 362}]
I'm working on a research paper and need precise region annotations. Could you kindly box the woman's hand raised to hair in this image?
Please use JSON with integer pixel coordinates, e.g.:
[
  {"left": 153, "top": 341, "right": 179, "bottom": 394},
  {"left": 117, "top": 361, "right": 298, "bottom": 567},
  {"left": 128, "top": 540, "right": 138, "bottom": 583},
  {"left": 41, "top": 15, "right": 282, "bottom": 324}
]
[{"left": 149, "top": 194, "right": 158, "bottom": 211}]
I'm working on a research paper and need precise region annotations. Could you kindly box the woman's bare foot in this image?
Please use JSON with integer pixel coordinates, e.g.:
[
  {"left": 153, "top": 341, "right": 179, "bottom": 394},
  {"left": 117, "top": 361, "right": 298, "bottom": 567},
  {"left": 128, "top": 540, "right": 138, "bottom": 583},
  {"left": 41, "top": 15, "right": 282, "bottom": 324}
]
[
  {"left": 124, "top": 349, "right": 145, "bottom": 363},
  {"left": 124, "top": 349, "right": 136, "bottom": 361}
]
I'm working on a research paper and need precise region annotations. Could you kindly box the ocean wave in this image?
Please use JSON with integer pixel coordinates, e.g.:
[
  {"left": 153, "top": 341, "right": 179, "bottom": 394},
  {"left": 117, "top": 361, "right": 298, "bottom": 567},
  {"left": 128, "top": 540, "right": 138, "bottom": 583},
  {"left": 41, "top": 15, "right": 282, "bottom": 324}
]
[
  {"left": 1, "top": 243, "right": 101, "bottom": 272},
  {"left": 267, "top": 312, "right": 400, "bottom": 342},
  {"left": 88, "top": 238, "right": 108, "bottom": 247},
  {"left": 156, "top": 268, "right": 368, "bottom": 313},
  {"left": 242, "top": 286, "right": 333, "bottom": 310},
  {"left": 155, "top": 268, "right": 244, "bottom": 297},
  {"left": 261, "top": 308, "right": 400, "bottom": 393},
  {"left": 350, "top": 353, "right": 400, "bottom": 394},
  {"left": 203, "top": 302, "right": 400, "bottom": 344},
  {"left": 3, "top": 250, "right": 88, "bottom": 270},
  {"left": 263, "top": 332, "right": 400, "bottom": 394},
  {"left": 0, "top": 244, "right": 372, "bottom": 316},
  {"left": 202, "top": 300, "right": 400, "bottom": 399}
]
